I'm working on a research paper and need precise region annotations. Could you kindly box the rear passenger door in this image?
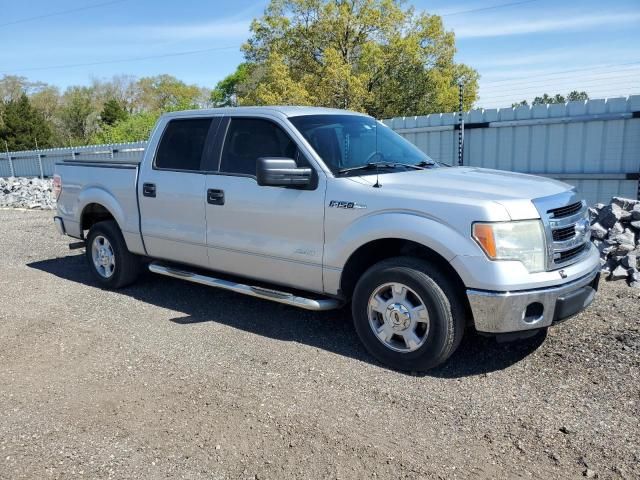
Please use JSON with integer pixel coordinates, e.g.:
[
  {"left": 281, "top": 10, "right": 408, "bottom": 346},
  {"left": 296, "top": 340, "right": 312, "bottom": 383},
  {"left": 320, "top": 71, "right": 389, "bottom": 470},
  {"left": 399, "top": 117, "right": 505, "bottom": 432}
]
[
  {"left": 139, "top": 116, "right": 221, "bottom": 267},
  {"left": 204, "top": 116, "right": 326, "bottom": 293}
]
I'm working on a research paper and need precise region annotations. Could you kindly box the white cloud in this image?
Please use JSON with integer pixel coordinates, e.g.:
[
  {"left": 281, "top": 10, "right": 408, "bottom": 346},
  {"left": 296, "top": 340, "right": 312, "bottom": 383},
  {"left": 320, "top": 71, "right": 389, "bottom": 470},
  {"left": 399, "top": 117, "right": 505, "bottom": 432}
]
[{"left": 450, "top": 12, "right": 640, "bottom": 38}]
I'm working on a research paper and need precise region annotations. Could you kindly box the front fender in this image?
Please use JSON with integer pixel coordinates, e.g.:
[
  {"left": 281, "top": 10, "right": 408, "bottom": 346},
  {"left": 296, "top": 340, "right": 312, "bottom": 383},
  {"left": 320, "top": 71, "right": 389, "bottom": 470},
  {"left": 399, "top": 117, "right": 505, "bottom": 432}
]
[{"left": 324, "top": 211, "right": 479, "bottom": 269}]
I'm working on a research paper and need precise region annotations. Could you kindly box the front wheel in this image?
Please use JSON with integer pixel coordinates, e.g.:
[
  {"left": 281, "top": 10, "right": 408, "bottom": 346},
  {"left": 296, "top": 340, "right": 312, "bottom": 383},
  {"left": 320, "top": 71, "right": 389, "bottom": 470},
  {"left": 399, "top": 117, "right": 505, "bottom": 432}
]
[
  {"left": 85, "top": 220, "right": 140, "bottom": 289},
  {"left": 352, "top": 257, "right": 465, "bottom": 371}
]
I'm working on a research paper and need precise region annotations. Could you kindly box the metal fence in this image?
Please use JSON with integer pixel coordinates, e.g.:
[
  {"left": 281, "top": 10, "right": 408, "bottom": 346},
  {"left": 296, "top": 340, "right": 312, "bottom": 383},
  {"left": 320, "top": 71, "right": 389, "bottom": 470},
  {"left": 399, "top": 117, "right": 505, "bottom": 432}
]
[
  {"left": 383, "top": 95, "right": 640, "bottom": 205},
  {"left": 0, "top": 142, "right": 146, "bottom": 178},
  {"left": 2, "top": 96, "right": 639, "bottom": 205}
]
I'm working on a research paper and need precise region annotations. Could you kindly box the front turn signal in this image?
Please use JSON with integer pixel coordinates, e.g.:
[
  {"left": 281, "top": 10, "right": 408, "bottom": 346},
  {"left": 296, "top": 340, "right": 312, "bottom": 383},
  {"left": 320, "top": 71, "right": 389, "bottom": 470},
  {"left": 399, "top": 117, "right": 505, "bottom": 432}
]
[{"left": 472, "top": 223, "right": 497, "bottom": 258}]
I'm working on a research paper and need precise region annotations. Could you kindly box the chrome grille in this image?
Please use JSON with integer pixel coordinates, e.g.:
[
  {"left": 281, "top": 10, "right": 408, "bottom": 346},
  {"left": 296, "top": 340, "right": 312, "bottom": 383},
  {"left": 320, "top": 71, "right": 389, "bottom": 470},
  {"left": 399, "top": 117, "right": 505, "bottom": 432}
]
[
  {"left": 552, "top": 225, "right": 576, "bottom": 241},
  {"left": 533, "top": 193, "right": 591, "bottom": 271},
  {"left": 554, "top": 243, "right": 587, "bottom": 264},
  {"left": 547, "top": 201, "right": 582, "bottom": 219}
]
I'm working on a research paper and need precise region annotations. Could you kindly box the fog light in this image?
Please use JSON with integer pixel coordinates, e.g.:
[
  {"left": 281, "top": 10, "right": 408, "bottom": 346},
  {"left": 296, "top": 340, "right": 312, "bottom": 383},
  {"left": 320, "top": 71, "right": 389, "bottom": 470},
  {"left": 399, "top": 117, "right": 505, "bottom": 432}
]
[{"left": 524, "top": 302, "right": 544, "bottom": 323}]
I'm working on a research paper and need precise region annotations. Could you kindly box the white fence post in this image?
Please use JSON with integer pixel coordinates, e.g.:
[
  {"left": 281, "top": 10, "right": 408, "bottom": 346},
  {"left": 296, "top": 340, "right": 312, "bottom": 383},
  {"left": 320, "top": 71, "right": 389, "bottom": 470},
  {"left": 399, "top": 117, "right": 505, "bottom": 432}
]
[
  {"left": 36, "top": 153, "right": 44, "bottom": 179},
  {"left": 4, "top": 141, "right": 15, "bottom": 177},
  {"left": 7, "top": 154, "right": 15, "bottom": 177}
]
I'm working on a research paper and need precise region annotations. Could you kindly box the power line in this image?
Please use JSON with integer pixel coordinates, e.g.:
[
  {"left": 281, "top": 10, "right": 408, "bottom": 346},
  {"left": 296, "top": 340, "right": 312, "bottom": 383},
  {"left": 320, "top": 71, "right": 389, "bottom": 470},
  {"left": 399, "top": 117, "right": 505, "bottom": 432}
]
[
  {"left": 481, "top": 82, "right": 639, "bottom": 99},
  {"left": 0, "top": 0, "right": 128, "bottom": 28},
  {"left": 479, "top": 72, "right": 640, "bottom": 94},
  {"left": 480, "top": 61, "right": 640, "bottom": 86},
  {"left": 1, "top": 46, "right": 241, "bottom": 74},
  {"left": 441, "top": 0, "right": 541, "bottom": 17},
  {"left": 480, "top": 76, "right": 638, "bottom": 95}
]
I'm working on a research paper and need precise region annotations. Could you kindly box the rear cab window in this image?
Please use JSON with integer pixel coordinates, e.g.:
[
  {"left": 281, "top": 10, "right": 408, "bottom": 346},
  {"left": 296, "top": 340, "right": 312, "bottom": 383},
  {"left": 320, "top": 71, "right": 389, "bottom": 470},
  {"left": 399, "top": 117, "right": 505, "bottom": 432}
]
[{"left": 155, "top": 118, "right": 220, "bottom": 171}]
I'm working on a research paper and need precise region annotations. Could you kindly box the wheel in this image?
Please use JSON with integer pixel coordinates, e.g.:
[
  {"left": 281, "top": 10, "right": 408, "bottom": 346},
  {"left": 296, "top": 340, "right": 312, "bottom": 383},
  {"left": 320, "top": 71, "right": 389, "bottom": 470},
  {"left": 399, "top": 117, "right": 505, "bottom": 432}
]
[
  {"left": 85, "top": 220, "right": 140, "bottom": 289},
  {"left": 351, "top": 257, "right": 465, "bottom": 371}
]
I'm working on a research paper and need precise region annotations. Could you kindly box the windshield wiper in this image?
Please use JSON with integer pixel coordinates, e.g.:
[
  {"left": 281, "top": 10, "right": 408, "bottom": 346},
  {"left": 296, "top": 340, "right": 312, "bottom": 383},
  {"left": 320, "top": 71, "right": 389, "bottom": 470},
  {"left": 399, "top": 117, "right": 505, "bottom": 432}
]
[
  {"left": 415, "top": 160, "right": 437, "bottom": 168},
  {"left": 337, "top": 162, "right": 428, "bottom": 174}
]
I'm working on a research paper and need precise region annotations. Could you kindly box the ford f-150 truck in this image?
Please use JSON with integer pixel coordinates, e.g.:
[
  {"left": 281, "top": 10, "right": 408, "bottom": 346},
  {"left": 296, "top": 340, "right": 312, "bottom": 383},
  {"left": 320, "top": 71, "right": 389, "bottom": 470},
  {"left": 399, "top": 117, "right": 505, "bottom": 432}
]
[{"left": 53, "top": 106, "right": 600, "bottom": 371}]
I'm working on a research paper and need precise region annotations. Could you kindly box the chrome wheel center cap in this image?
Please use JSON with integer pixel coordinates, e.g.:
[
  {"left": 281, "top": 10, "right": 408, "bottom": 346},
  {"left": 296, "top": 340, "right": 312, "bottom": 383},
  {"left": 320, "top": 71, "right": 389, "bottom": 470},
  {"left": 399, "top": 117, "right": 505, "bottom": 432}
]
[
  {"left": 99, "top": 248, "right": 110, "bottom": 265},
  {"left": 386, "top": 303, "right": 411, "bottom": 331}
]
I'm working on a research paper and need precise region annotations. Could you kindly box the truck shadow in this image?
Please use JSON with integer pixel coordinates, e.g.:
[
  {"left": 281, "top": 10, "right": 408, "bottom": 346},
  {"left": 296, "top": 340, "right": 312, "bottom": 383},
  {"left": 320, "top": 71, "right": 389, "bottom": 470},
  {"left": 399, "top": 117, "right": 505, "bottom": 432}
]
[{"left": 28, "top": 254, "right": 546, "bottom": 379}]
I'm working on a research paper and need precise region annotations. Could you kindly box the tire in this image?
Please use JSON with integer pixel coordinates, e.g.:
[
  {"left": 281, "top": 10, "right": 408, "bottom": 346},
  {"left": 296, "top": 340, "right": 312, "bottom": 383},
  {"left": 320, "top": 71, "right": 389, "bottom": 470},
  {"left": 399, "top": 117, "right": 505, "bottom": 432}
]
[
  {"left": 351, "top": 256, "right": 465, "bottom": 371},
  {"left": 85, "top": 220, "right": 140, "bottom": 289}
]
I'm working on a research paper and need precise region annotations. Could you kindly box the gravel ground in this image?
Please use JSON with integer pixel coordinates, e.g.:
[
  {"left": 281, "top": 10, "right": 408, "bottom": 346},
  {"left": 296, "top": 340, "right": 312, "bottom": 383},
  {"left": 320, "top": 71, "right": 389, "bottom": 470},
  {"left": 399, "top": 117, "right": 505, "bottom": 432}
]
[{"left": 0, "top": 209, "right": 638, "bottom": 480}]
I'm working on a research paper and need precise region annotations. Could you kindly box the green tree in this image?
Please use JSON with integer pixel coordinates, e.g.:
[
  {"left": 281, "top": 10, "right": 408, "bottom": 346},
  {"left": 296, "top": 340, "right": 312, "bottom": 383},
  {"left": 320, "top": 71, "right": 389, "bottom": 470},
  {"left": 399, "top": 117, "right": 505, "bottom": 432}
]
[
  {"left": 533, "top": 93, "right": 565, "bottom": 105},
  {"left": 211, "top": 63, "right": 252, "bottom": 106},
  {"left": 0, "top": 93, "right": 53, "bottom": 151},
  {"left": 566, "top": 90, "right": 589, "bottom": 102},
  {"left": 100, "top": 98, "right": 128, "bottom": 126},
  {"left": 234, "top": 0, "right": 478, "bottom": 117},
  {"left": 513, "top": 91, "right": 590, "bottom": 107},
  {"left": 137, "top": 75, "right": 202, "bottom": 112},
  {"left": 90, "top": 111, "right": 159, "bottom": 144},
  {"left": 60, "top": 86, "right": 96, "bottom": 142}
]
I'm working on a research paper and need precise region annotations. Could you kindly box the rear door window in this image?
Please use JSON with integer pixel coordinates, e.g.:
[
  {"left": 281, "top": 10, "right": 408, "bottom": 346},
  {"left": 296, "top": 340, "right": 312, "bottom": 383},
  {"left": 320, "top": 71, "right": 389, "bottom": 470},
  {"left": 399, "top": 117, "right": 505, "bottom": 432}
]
[{"left": 155, "top": 118, "right": 217, "bottom": 171}]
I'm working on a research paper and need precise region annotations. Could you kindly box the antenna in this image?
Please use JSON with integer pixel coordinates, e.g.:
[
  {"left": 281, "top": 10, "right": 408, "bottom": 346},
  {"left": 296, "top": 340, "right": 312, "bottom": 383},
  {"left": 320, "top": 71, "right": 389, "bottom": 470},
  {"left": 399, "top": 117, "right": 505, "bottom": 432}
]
[
  {"left": 373, "top": 163, "right": 381, "bottom": 188},
  {"left": 458, "top": 82, "right": 464, "bottom": 166},
  {"left": 373, "top": 119, "right": 381, "bottom": 188}
]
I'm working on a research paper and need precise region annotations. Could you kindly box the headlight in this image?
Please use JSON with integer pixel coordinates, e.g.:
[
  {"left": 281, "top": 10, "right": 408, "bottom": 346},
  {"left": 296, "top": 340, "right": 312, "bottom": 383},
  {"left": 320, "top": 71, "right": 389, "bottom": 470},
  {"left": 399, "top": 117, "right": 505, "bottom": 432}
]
[{"left": 472, "top": 220, "right": 546, "bottom": 273}]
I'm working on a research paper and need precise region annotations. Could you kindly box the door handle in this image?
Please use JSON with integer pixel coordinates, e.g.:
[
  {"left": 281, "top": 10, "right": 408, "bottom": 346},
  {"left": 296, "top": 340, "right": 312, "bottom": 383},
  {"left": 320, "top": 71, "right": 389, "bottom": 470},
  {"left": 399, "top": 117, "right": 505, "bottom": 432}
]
[
  {"left": 143, "top": 183, "right": 156, "bottom": 197},
  {"left": 207, "top": 189, "right": 225, "bottom": 205}
]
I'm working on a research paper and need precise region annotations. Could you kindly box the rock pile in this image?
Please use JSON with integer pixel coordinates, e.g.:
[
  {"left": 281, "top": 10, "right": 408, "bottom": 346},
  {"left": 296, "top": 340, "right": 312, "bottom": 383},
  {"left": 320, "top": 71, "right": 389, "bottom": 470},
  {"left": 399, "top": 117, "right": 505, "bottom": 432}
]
[
  {"left": 590, "top": 197, "right": 640, "bottom": 287},
  {"left": 0, "top": 177, "right": 55, "bottom": 210}
]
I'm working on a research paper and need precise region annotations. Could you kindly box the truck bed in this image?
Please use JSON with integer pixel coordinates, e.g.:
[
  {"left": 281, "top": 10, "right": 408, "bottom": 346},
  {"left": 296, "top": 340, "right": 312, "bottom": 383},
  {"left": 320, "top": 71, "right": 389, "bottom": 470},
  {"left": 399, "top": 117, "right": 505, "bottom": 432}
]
[{"left": 54, "top": 160, "right": 144, "bottom": 254}]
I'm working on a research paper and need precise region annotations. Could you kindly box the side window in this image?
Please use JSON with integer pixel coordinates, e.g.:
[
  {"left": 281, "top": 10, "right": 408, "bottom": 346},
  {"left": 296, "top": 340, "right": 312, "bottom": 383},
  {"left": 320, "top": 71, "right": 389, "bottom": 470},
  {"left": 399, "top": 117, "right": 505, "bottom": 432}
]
[
  {"left": 155, "top": 118, "right": 212, "bottom": 171},
  {"left": 219, "top": 118, "right": 300, "bottom": 176}
]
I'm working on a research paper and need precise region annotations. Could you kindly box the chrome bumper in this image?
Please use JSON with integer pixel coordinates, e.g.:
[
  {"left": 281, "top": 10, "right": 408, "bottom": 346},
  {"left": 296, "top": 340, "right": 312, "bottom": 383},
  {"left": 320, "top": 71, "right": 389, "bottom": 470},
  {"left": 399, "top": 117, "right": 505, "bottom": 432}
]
[
  {"left": 53, "top": 216, "right": 66, "bottom": 235},
  {"left": 467, "top": 265, "right": 600, "bottom": 334}
]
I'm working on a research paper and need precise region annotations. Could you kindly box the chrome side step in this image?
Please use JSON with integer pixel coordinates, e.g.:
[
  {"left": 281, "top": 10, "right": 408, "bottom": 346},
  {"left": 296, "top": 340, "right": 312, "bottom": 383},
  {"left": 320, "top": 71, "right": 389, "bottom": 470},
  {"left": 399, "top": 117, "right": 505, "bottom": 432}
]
[{"left": 148, "top": 262, "right": 343, "bottom": 311}]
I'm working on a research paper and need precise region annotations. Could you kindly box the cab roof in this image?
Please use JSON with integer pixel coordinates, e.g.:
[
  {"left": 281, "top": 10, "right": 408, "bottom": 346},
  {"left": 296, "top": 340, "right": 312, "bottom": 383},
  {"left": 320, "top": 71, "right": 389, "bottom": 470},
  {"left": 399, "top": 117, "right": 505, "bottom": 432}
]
[{"left": 161, "top": 105, "right": 370, "bottom": 120}]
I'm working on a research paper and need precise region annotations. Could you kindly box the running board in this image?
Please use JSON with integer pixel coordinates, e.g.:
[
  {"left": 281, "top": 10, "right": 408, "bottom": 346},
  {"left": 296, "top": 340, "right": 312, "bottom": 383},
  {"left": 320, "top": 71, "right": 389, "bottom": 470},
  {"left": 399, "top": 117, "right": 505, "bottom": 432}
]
[{"left": 148, "top": 262, "right": 343, "bottom": 311}]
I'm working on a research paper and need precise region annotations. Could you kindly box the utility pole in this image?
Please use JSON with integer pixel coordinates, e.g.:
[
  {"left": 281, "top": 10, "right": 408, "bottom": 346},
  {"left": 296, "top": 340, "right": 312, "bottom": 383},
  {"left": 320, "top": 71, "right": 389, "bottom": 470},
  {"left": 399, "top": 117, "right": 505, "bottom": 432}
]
[{"left": 458, "top": 83, "right": 464, "bottom": 166}]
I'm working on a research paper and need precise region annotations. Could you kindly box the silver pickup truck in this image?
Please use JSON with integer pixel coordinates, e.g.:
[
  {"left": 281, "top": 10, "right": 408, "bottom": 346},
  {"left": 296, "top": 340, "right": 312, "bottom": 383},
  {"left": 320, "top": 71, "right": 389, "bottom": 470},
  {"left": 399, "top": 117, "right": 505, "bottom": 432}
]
[{"left": 53, "top": 106, "right": 600, "bottom": 371}]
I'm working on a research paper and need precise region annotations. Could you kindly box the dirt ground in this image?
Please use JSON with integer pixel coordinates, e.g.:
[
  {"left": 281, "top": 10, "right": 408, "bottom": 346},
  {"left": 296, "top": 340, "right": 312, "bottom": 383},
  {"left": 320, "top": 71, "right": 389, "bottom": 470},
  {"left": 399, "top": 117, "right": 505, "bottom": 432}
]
[{"left": 0, "top": 209, "right": 638, "bottom": 479}]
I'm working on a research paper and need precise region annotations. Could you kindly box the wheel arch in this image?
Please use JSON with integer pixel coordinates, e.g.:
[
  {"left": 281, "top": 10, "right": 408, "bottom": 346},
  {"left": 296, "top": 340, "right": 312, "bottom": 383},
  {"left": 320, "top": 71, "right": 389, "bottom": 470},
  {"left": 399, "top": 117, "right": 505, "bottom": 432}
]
[
  {"left": 340, "top": 238, "right": 467, "bottom": 299},
  {"left": 77, "top": 187, "right": 126, "bottom": 237}
]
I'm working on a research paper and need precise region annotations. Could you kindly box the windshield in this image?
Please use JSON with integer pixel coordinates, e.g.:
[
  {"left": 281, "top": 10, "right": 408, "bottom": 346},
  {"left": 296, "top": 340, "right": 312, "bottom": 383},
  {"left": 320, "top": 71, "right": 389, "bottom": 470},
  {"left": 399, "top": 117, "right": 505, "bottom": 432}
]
[{"left": 288, "top": 114, "right": 436, "bottom": 174}]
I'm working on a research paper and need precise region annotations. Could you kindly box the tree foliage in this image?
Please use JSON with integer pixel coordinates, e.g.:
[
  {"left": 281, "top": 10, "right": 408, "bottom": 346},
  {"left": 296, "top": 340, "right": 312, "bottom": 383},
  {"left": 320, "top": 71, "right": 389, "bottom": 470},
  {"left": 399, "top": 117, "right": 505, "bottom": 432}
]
[
  {"left": 91, "top": 111, "right": 158, "bottom": 144},
  {"left": 0, "top": 74, "right": 209, "bottom": 147},
  {"left": 100, "top": 99, "right": 128, "bottom": 126},
  {"left": 0, "top": 93, "right": 53, "bottom": 151},
  {"left": 211, "top": 63, "right": 251, "bottom": 107},
  {"left": 513, "top": 91, "right": 589, "bottom": 107},
  {"left": 228, "top": 0, "right": 478, "bottom": 117}
]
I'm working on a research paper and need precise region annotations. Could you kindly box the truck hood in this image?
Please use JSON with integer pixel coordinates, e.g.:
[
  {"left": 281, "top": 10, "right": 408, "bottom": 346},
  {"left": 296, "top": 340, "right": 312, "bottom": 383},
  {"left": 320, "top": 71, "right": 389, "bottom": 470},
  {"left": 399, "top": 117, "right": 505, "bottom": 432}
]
[{"left": 356, "top": 167, "right": 573, "bottom": 220}]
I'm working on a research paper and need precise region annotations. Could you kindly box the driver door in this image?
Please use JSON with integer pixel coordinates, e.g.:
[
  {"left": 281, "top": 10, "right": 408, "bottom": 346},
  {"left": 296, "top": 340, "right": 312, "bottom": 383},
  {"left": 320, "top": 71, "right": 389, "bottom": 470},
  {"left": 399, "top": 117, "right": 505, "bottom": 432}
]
[{"left": 204, "top": 116, "right": 326, "bottom": 293}]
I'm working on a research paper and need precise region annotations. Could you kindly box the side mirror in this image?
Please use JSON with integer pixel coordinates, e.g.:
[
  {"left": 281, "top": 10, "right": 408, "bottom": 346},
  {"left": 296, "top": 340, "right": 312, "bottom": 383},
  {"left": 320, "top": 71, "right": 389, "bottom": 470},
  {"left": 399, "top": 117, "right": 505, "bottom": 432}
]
[{"left": 256, "top": 157, "right": 313, "bottom": 188}]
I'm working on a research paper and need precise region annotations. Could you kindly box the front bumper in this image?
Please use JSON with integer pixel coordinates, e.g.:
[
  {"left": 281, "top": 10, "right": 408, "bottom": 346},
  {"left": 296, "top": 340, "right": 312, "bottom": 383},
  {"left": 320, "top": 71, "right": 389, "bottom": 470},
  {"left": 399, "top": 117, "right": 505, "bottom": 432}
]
[{"left": 467, "top": 265, "right": 600, "bottom": 333}]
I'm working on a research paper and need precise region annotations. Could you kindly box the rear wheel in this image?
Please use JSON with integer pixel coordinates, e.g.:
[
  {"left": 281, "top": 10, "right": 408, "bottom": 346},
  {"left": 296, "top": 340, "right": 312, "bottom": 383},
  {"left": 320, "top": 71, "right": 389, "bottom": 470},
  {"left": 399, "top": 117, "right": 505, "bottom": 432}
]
[
  {"left": 85, "top": 220, "right": 140, "bottom": 289},
  {"left": 352, "top": 257, "right": 464, "bottom": 371}
]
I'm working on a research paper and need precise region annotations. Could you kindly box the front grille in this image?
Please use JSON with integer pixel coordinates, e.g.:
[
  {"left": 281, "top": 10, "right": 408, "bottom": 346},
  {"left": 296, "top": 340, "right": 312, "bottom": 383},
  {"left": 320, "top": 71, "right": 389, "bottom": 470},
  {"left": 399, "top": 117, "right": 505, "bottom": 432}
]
[
  {"left": 547, "top": 202, "right": 582, "bottom": 219},
  {"left": 554, "top": 244, "right": 587, "bottom": 264},
  {"left": 534, "top": 195, "right": 589, "bottom": 271},
  {"left": 552, "top": 225, "right": 576, "bottom": 241}
]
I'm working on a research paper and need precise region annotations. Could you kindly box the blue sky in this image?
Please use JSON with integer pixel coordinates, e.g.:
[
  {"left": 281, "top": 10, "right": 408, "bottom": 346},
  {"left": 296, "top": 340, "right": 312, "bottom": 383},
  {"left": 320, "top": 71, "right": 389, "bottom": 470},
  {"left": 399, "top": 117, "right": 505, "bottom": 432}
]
[{"left": 1, "top": 0, "right": 639, "bottom": 109}]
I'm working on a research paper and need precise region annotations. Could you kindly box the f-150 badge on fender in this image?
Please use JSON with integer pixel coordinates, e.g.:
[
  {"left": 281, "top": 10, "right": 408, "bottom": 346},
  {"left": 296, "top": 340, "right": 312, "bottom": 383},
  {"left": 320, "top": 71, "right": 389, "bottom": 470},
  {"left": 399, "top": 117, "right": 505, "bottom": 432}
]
[{"left": 329, "top": 200, "right": 367, "bottom": 209}]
